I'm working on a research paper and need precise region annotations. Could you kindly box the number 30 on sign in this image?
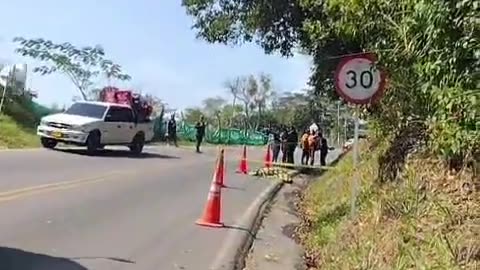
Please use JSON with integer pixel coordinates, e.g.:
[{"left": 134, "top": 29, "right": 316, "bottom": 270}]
[{"left": 334, "top": 53, "right": 386, "bottom": 105}]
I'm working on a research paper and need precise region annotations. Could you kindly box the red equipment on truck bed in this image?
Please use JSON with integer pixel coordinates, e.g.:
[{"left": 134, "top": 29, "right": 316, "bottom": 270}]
[{"left": 99, "top": 86, "right": 153, "bottom": 122}]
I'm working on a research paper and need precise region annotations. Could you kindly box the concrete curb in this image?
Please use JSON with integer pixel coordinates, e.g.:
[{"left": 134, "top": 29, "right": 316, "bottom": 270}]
[
  {"left": 209, "top": 179, "right": 285, "bottom": 270},
  {"left": 210, "top": 149, "right": 349, "bottom": 270}
]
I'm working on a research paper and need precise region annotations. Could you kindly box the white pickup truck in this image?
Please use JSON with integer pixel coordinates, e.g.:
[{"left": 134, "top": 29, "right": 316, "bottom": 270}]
[{"left": 37, "top": 101, "right": 154, "bottom": 155}]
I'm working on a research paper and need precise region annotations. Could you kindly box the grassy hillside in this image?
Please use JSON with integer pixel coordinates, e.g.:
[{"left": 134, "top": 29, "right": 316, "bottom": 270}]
[
  {"left": 0, "top": 89, "right": 55, "bottom": 149},
  {"left": 0, "top": 114, "right": 39, "bottom": 149},
  {"left": 297, "top": 141, "right": 479, "bottom": 269}
]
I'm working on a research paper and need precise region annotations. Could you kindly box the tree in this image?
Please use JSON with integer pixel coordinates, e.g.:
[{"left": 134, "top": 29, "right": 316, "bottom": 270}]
[
  {"left": 253, "top": 72, "right": 274, "bottom": 127},
  {"left": 223, "top": 77, "right": 243, "bottom": 119},
  {"left": 221, "top": 104, "right": 244, "bottom": 128},
  {"left": 182, "top": 0, "right": 479, "bottom": 166},
  {"left": 13, "top": 37, "right": 131, "bottom": 100},
  {"left": 143, "top": 94, "right": 165, "bottom": 118},
  {"left": 181, "top": 0, "right": 304, "bottom": 57},
  {"left": 237, "top": 75, "right": 256, "bottom": 127},
  {"left": 202, "top": 96, "right": 226, "bottom": 117},
  {"left": 183, "top": 107, "right": 204, "bottom": 124},
  {"left": 223, "top": 73, "right": 277, "bottom": 129}
]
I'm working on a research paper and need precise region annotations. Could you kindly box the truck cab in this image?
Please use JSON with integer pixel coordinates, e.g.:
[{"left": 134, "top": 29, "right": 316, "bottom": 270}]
[{"left": 37, "top": 101, "right": 154, "bottom": 155}]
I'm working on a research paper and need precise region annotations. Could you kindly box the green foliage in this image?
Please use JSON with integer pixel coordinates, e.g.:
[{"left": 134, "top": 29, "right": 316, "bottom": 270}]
[
  {"left": 0, "top": 85, "right": 55, "bottom": 148},
  {"left": 0, "top": 114, "right": 39, "bottom": 148},
  {"left": 300, "top": 142, "right": 480, "bottom": 269},
  {"left": 181, "top": 0, "right": 304, "bottom": 56},
  {"left": 0, "top": 85, "right": 52, "bottom": 129},
  {"left": 13, "top": 37, "right": 131, "bottom": 100},
  {"left": 182, "top": 107, "right": 204, "bottom": 124},
  {"left": 181, "top": 73, "right": 350, "bottom": 146},
  {"left": 429, "top": 87, "right": 480, "bottom": 161},
  {"left": 182, "top": 0, "right": 480, "bottom": 164}
]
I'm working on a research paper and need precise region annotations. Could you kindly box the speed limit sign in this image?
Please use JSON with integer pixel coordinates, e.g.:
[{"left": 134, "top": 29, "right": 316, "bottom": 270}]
[{"left": 334, "top": 53, "right": 385, "bottom": 105}]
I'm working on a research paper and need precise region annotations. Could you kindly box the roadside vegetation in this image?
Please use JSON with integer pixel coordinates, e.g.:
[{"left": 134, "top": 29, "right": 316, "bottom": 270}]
[
  {"left": 0, "top": 91, "right": 52, "bottom": 149},
  {"left": 180, "top": 74, "right": 350, "bottom": 140},
  {"left": 0, "top": 114, "right": 38, "bottom": 149},
  {"left": 298, "top": 140, "right": 479, "bottom": 269}
]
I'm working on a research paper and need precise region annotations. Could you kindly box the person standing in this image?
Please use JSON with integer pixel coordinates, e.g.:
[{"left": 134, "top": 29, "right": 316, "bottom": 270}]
[
  {"left": 270, "top": 126, "right": 281, "bottom": 163},
  {"left": 286, "top": 126, "right": 298, "bottom": 164},
  {"left": 280, "top": 126, "right": 288, "bottom": 163},
  {"left": 308, "top": 130, "right": 319, "bottom": 166},
  {"left": 309, "top": 122, "right": 319, "bottom": 134},
  {"left": 319, "top": 132, "right": 329, "bottom": 166},
  {"left": 167, "top": 114, "right": 178, "bottom": 147},
  {"left": 195, "top": 115, "right": 207, "bottom": 153},
  {"left": 300, "top": 129, "right": 310, "bottom": 165}
]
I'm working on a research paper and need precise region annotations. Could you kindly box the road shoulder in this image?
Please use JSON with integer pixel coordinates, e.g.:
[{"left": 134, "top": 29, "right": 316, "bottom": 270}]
[
  {"left": 243, "top": 174, "right": 310, "bottom": 270},
  {"left": 243, "top": 150, "right": 345, "bottom": 270}
]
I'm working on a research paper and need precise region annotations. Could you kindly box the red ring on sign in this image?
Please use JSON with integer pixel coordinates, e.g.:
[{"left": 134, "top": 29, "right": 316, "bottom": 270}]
[{"left": 334, "top": 53, "right": 386, "bottom": 105}]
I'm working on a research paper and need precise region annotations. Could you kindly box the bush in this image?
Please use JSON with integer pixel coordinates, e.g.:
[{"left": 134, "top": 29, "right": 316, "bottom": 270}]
[{"left": 298, "top": 141, "right": 480, "bottom": 269}]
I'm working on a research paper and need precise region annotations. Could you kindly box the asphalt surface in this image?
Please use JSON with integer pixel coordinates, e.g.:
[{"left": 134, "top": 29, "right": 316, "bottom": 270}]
[
  {"left": 0, "top": 144, "right": 274, "bottom": 270},
  {"left": 0, "top": 144, "right": 332, "bottom": 270}
]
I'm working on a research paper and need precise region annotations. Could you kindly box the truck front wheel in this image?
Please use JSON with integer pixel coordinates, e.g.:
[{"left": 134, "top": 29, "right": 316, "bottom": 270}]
[
  {"left": 86, "top": 131, "right": 101, "bottom": 155},
  {"left": 129, "top": 133, "right": 145, "bottom": 155},
  {"left": 41, "top": 137, "right": 57, "bottom": 149}
]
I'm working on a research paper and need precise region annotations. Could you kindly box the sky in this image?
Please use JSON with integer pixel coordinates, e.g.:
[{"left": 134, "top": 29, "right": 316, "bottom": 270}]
[{"left": 0, "top": 0, "right": 312, "bottom": 111}]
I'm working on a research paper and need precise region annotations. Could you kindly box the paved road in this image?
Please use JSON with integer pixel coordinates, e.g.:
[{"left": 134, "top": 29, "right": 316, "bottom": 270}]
[
  {"left": 0, "top": 144, "right": 333, "bottom": 270},
  {"left": 0, "top": 144, "right": 272, "bottom": 270}
]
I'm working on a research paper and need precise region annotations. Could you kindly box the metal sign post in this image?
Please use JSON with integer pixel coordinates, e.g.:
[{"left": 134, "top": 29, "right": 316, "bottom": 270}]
[
  {"left": 351, "top": 106, "right": 360, "bottom": 216},
  {"left": 337, "top": 101, "right": 341, "bottom": 147},
  {"left": 333, "top": 53, "right": 386, "bottom": 217}
]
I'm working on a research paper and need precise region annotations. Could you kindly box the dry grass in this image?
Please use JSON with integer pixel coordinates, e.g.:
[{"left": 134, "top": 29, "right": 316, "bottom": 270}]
[
  {"left": 297, "top": 141, "right": 480, "bottom": 270},
  {"left": 0, "top": 114, "right": 39, "bottom": 149}
]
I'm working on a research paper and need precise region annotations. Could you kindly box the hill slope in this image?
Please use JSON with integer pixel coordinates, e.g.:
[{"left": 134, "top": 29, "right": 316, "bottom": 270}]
[
  {"left": 298, "top": 142, "right": 479, "bottom": 269},
  {"left": 0, "top": 114, "right": 39, "bottom": 149}
]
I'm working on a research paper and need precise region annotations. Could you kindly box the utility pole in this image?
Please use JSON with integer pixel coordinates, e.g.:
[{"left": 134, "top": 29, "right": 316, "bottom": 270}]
[
  {"left": 337, "top": 101, "right": 341, "bottom": 147},
  {"left": 0, "top": 65, "right": 15, "bottom": 114}
]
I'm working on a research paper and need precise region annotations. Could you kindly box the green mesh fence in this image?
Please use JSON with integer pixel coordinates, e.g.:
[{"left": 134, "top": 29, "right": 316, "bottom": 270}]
[
  {"left": 3, "top": 96, "right": 55, "bottom": 127},
  {"left": 30, "top": 101, "right": 54, "bottom": 118},
  {"left": 177, "top": 122, "right": 267, "bottom": 145},
  {"left": 153, "top": 116, "right": 166, "bottom": 141}
]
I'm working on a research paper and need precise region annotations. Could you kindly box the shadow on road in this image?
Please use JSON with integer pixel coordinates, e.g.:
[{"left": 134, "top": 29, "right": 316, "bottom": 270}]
[
  {"left": 54, "top": 148, "right": 180, "bottom": 159},
  {"left": 70, "top": 256, "right": 135, "bottom": 264},
  {"left": 224, "top": 225, "right": 258, "bottom": 239},
  {"left": 223, "top": 185, "right": 246, "bottom": 191},
  {"left": 0, "top": 247, "right": 87, "bottom": 270}
]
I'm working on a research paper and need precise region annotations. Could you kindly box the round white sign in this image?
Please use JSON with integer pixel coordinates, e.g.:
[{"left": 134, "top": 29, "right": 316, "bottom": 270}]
[{"left": 334, "top": 54, "right": 385, "bottom": 104}]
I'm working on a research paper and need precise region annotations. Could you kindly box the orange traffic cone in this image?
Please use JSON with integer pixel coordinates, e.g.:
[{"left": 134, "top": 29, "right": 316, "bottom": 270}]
[
  {"left": 196, "top": 175, "right": 224, "bottom": 228},
  {"left": 236, "top": 145, "right": 249, "bottom": 174},
  {"left": 264, "top": 144, "right": 272, "bottom": 168},
  {"left": 216, "top": 148, "right": 226, "bottom": 187}
]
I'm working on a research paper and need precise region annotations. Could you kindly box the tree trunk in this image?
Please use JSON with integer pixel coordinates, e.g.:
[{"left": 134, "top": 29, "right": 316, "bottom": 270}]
[
  {"left": 78, "top": 88, "right": 88, "bottom": 101},
  {"left": 244, "top": 103, "right": 250, "bottom": 130}
]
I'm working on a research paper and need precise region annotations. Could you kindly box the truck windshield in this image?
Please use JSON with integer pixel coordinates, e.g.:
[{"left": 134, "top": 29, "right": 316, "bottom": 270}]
[{"left": 65, "top": 103, "right": 107, "bottom": 119}]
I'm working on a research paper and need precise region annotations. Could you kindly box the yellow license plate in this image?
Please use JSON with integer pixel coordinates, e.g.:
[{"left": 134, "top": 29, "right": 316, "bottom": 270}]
[{"left": 52, "top": 131, "right": 63, "bottom": 138}]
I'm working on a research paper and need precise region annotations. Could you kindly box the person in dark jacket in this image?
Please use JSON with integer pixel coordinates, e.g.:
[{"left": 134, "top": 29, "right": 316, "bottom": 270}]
[
  {"left": 286, "top": 126, "right": 298, "bottom": 164},
  {"left": 167, "top": 114, "right": 178, "bottom": 147},
  {"left": 319, "top": 132, "right": 329, "bottom": 166},
  {"left": 194, "top": 115, "right": 207, "bottom": 153},
  {"left": 279, "top": 126, "right": 288, "bottom": 163},
  {"left": 270, "top": 127, "right": 281, "bottom": 163}
]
